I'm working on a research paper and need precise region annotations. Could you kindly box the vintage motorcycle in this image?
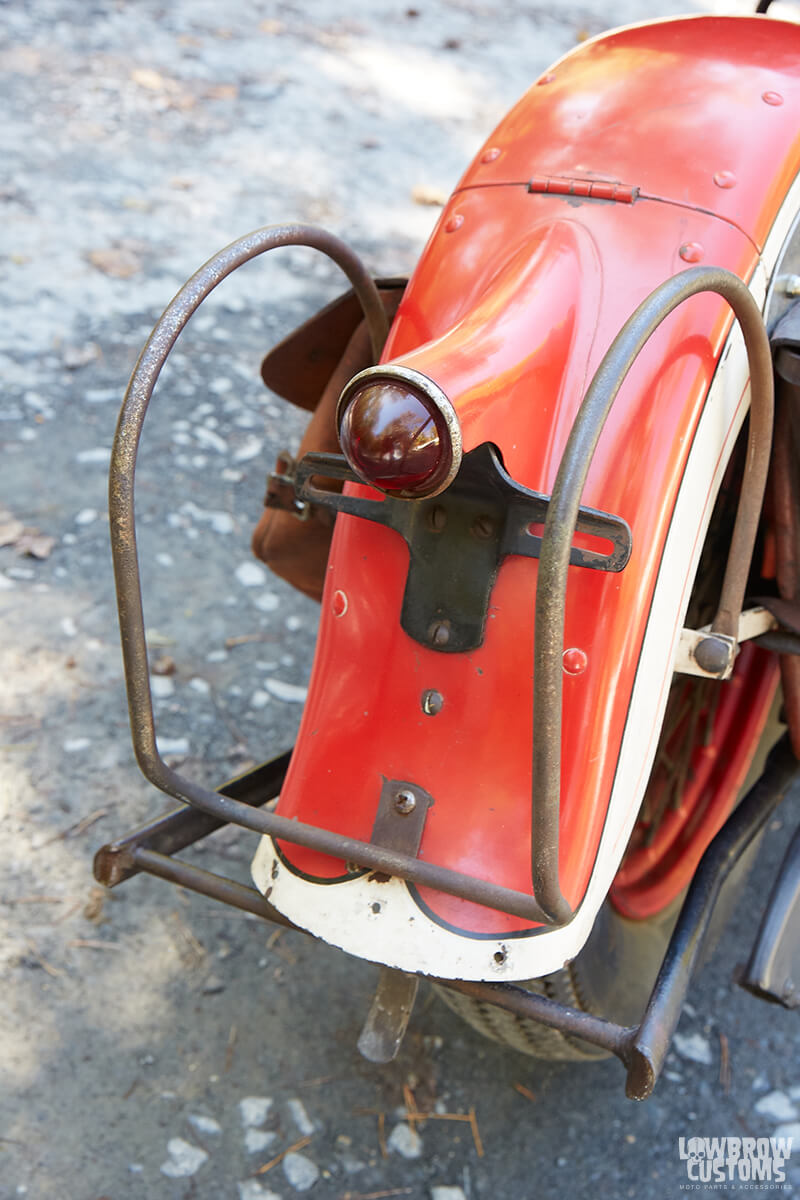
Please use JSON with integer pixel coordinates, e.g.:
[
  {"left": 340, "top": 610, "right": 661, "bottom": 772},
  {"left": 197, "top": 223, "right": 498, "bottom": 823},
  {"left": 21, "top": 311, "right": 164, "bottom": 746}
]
[{"left": 96, "top": 8, "right": 800, "bottom": 1099}]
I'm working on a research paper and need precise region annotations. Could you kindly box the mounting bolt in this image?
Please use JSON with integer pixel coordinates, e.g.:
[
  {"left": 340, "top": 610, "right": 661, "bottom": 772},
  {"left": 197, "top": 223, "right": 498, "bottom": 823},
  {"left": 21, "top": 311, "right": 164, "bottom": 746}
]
[
  {"left": 394, "top": 789, "right": 417, "bottom": 815},
  {"left": 428, "top": 619, "right": 451, "bottom": 647},
  {"left": 782, "top": 275, "right": 800, "bottom": 297},
  {"left": 471, "top": 514, "right": 495, "bottom": 539},
  {"left": 693, "top": 635, "right": 732, "bottom": 675},
  {"left": 421, "top": 688, "right": 444, "bottom": 716},
  {"left": 427, "top": 505, "right": 447, "bottom": 533}
]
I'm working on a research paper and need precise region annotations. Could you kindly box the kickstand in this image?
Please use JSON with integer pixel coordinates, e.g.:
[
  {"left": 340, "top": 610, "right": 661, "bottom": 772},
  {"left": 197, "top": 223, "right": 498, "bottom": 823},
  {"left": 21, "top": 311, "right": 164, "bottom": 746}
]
[{"left": 357, "top": 967, "right": 419, "bottom": 1063}]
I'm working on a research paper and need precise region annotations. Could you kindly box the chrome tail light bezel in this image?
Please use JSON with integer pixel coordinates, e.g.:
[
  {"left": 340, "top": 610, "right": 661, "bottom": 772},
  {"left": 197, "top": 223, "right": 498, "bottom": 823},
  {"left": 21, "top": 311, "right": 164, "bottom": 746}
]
[{"left": 336, "top": 364, "right": 464, "bottom": 499}]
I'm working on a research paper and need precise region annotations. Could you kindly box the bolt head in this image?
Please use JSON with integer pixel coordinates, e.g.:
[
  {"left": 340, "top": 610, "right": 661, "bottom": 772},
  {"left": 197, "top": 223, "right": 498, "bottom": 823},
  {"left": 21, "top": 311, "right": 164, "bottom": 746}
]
[
  {"left": 693, "top": 635, "right": 732, "bottom": 675},
  {"left": 394, "top": 789, "right": 417, "bottom": 815},
  {"left": 429, "top": 619, "right": 450, "bottom": 647},
  {"left": 471, "top": 514, "right": 495, "bottom": 539},
  {"left": 426, "top": 505, "right": 447, "bottom": 532},
  {"left": 421, "top": 688, "right": 444, "bottom": 716}
]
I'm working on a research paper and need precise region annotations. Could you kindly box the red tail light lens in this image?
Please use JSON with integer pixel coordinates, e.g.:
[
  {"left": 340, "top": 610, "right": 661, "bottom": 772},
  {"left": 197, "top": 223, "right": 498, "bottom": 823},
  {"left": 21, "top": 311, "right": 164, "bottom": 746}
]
[{"left": 337, "top": 366, "right": 462, "bottom": 498}]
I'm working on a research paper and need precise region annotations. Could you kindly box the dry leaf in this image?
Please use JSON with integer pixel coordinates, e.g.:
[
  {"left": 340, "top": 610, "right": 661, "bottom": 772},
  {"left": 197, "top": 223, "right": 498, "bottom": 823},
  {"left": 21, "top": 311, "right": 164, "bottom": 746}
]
[
  {"left": 0, "top": 514, "right": 56, "bottom": 558},
  {"left": 16, "top": 532, "right": 56, "bottom": 559},
  {"left": 169, "top": 911, "right": 206, "bottom": 967},
  {"left": 88, "top": 247, "right": 142, "bottom": 278},
  {"left": 122, "top": 196, "right": 151, "bottom": 211},
  {"left": 205, "top": 84, "right": 238, "bottom": 101},
  {"left": 83, "top": 887, "right": 109, "bottom": 925},
  {"left": 130, "top": 66, "right": 168, "bottom": 91},
  {"left": 145, "top": 628, "right": 174, "bottom": 647},
  {"left": 0, "top": 518, "right": 26, "bottom": 547},
  {"left": 151, "top": 655, "right": 177, "bottom": 676},
  {"left": 411, "top": 184, "right": 447, "bottom": 207},
  {"left": 63, "top": 342, "right": 101, "bottom": 369},
  {"left": 169, "top": 92, "right": 196, "bottom": 112}
]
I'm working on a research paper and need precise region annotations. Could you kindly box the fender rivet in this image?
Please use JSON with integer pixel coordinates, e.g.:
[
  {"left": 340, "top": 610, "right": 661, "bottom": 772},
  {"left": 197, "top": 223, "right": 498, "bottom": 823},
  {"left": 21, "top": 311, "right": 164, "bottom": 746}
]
[
  {"left": 332, "top": 589, "right": 348, "bottom": 617},
  {"left": 481, "top": 147, "right": 502, "bottom": 163},
  {"left": 680, "top": 242, "right": 704, "bottom": 263},
  {"left": 421, "top": 688, "right": 444, "bottom": 715},
  {"left": 445, "top": 214, "right": 464, "bottom": 233},
  {"left": 713, "top": 170, "right": 737, "bottom": 189},
  {"left": 562, "top": 647, "right": 588, "bottom": 675},
  {"left": 763, "top": 91, "right": 784, "bottom": 106}
]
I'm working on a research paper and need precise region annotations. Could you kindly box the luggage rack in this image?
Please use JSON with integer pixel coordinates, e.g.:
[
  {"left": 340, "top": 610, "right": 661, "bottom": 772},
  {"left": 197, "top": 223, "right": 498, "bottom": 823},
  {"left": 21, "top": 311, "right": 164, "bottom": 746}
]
[{"left": 98, "top": 222, "right": 782, "bottom": 1096}]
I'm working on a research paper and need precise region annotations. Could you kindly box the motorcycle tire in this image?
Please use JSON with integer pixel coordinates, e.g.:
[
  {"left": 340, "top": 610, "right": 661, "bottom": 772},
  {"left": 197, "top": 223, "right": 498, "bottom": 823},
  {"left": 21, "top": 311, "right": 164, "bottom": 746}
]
[
  {"left": 432, "top": 900, "right": 676, "bottom": 1061},
  {"left": 432, "top": 810, "right": 772, "bottom": 1061}
]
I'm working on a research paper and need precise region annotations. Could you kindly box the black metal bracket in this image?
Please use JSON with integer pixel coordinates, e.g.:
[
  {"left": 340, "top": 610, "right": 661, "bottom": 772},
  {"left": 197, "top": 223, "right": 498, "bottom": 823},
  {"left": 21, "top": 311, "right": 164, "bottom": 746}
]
[{"left": 296, "top": 444, "right": 631, "bottom": 653}]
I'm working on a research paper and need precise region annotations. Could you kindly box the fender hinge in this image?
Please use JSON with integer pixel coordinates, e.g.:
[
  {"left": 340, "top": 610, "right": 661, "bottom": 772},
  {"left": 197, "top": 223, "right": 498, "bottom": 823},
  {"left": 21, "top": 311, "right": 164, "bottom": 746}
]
[{"left": 528, "top": 175, "right": 639, "bottom": 204}]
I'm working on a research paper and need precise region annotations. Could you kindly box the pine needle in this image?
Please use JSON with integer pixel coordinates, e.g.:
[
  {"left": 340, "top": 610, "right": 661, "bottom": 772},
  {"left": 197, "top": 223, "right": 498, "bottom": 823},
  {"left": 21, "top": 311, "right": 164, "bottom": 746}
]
[{"left": 255, "top": 1135, "right": 313, "bottom": 1176}]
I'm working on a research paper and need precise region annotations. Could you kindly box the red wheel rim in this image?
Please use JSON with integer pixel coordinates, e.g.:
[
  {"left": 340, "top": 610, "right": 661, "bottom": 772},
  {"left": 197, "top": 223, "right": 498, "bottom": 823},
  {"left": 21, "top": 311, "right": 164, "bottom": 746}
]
[{"left": 611, "top": 642, "right": 778, "bottom": 919}]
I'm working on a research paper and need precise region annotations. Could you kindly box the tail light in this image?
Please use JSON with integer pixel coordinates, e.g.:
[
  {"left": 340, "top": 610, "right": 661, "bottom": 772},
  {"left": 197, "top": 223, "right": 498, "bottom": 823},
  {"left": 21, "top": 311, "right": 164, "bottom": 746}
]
[{"left": 336, "top": 365, "right": 462, "bottom": 499}]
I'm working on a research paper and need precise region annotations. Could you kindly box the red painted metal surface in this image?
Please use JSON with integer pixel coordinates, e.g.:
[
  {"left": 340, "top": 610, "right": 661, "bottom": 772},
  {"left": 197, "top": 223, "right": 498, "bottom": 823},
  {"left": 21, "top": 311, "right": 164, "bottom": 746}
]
[
  {"left": 458, "top": 16, "right": 800, "bottom": 255},
  {"left": 274, "top": 16, "right": 800, "bottom": 933}
]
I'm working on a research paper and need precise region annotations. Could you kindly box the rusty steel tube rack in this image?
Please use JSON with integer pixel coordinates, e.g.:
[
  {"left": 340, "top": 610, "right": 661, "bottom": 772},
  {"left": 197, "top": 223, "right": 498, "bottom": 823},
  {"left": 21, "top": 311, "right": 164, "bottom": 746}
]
[
  {"left": 532, "top": 266, "right": 775, "bottom": 921},
  {"left": 108, "top": 227, "right": 774, "bottom": 934}
]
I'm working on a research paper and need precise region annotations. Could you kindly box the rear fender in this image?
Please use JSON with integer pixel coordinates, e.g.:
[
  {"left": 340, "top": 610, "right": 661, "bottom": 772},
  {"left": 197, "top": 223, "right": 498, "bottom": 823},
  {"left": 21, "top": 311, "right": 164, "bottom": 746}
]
[{"left": 253, "top": 15, "right": 800, "bottom": 981}]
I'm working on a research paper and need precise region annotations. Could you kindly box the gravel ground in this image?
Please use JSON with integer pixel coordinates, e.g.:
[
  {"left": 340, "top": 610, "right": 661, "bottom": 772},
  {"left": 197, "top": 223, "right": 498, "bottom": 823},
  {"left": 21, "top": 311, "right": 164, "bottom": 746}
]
[{"left": 2, "top": 1, "right": 800, "bottom": 1197}]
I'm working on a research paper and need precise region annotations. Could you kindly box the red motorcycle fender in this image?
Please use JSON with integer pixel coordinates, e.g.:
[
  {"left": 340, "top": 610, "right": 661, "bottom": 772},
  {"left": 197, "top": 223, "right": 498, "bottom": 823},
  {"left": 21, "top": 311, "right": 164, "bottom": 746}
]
[{"left": 252, "top": 15, "right": 799, "bottom": 981}]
